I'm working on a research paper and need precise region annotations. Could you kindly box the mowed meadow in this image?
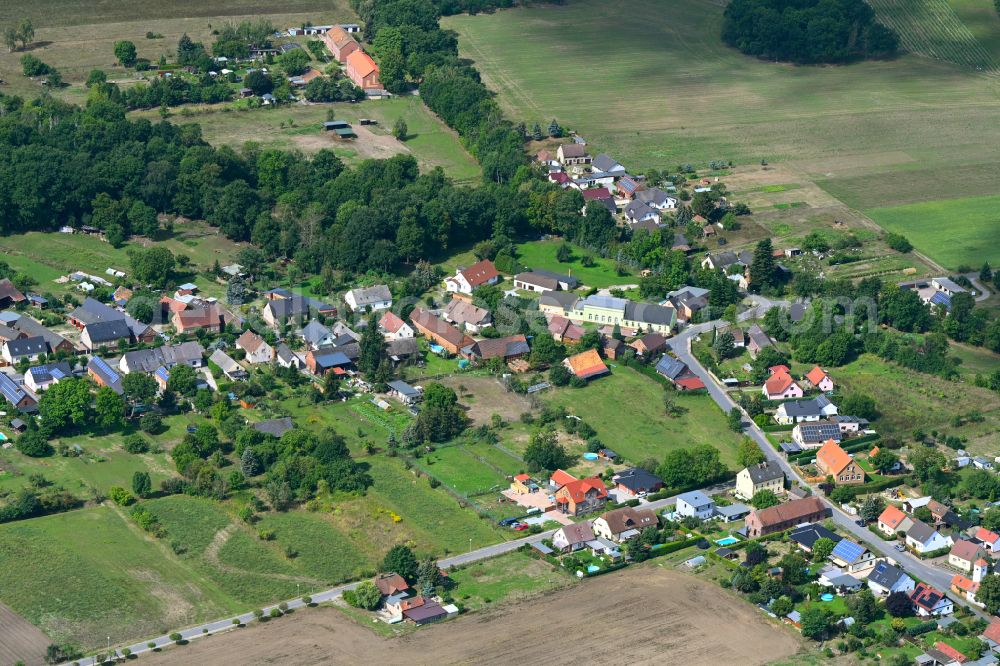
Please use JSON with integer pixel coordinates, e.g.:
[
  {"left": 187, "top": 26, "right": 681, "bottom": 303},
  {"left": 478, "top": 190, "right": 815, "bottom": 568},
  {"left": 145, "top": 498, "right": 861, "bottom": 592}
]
[{"left": 445, "top": 0, "right": 1000, "bottom": 268}]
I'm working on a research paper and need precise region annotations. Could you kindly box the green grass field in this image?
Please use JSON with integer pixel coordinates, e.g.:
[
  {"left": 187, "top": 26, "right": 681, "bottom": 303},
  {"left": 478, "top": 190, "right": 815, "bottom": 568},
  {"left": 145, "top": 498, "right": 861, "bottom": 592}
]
[
  {"left": 0, "top": 506, "right": 241, "bottom": 648},
  {"left": 418, "top": 445, "right": 510, "bottom": 496},
  {"left": 448, "top": 551, "right": 570, "bottom": 611},
  {"left": 836, "top": 354, "right": 1000, "bottom": 453},
  {"left": 545, "top": 366, "right": 743, "bottom": 467},
  {"left": 865, "top": 194, "right": 1000, "bottom": 268},
  {"left": 516, "top": 239, "right": 634, "bottom": 288},
  {"left": 446, "top": 0, "right": 1000, "bottom": 268}
]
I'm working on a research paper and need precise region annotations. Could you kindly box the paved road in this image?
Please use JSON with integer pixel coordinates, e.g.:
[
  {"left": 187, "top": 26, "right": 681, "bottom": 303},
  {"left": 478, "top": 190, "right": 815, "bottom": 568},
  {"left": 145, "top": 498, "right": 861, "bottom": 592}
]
[
  {"left": 966, "top": 273, "right": 992, "bottom": 302},
  {"left": 669, "top": 313, "right": 985, "bottom": 617},
  {"left": 70, "top": 484, "right": 731, "bottom": 665}
]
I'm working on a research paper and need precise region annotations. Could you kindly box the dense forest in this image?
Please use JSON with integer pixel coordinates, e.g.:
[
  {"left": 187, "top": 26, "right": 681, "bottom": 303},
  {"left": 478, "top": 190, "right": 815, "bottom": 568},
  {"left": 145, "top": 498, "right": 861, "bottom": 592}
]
[{"left": 721, "top": 0, "right": 899, "bottom": 63}]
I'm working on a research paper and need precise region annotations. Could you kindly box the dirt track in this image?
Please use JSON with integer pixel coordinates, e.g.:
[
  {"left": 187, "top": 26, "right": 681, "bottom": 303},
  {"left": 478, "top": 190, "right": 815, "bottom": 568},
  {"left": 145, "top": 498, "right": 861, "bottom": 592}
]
[
  {"left": 142, "top": 566, "right": 801, "bottom": 666},
  {"left": 0, "top": 602, "right": 50, "bottom": 666}
]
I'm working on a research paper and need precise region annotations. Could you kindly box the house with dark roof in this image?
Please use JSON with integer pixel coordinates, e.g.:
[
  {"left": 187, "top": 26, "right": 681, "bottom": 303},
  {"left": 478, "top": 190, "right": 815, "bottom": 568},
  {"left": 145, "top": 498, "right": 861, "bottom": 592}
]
[
  {"left": 261, "top": 297, "right": 334, "bottom": 328},
  {"left": 305, "top": 350, "right": 352, "bottom": 377},
  {"left": 736, "top": 461, "right": 785, "bottom": 500},
  {"left": 23, "top": 362, "right": 72, "bottom": 392},
  {"left": 87, "top": 356, "right": 123, "bottom": 395},
  {"left": 386, "top": 337, "right": 419, "bottom": 364},
  {"left": 387, "top": 380, "right": 421, "bottom": 405},
  {"left": 548, "top": 316, "right": 584, "bottom": 344},
  {"left": 462, "top": 334, "right": 530, "bottom": 364},
  {"left": 69, "top": 298, "right": 154, "bottom": 344},
  {"left": 830, "top": 538, "right": 876, "bottom": 573},
  {"left": 2, "top": 336, "right": 50, "bottom": 363},
  {"left": 612, "top": 468, "right": 664, "bottom": 497},
  {"left": 275, "top": 343, "right": 303, "bottom": 370},
  {"left": 906, "top": 519, "right": 954, "bottom": 554},
  {"left": 624, "top": 200, "right": 660, "bottom": 225},
  {"left": 0, "top": 279, "right": 26, "bottom": 308},
  {"left": 513, "top": 270, "right": 578, "bottom": 293},
  {"left": 630, "top": 332, "right": 667, "bottom": 357},
  {"left": 591, "top": 154, "right": 626, "bottom": 174},
  {"left": 300, "top": 320, "right": 335, "bottom": 350},
  {"left": 788, "top": 523, "right": 842, "bottom": 553},
  {"left": 774, "top": 395, "right": 839, "bottom": 424},
  {"left": 120, "top": 342, "right": 204, "bottom": 374},
  {"left": 654, "top": 355, "right": 705, "bottom": 391},
  {"left": 537, "top": 291, "right": 580, "bottom": 316},
  {"left": 0, "top": 372, "right": 38, "bottom": 412},
  {"left": 81, "top": 320, "right": 132, "bottom": 351},
  {"left": 746, "top": 324, "right": 774, "bottom": 358},
  {"left": 792, "top": 422, "right": 842, "bottom": 448},
  {"left": 867, "top": 560, "right": 915, "bottom": 597},
  {"left": 253, "top": 417, "right": 294, "bottom": 438},
  {"left": 635, "top": 188, "right": 678, "bottom": 210}
]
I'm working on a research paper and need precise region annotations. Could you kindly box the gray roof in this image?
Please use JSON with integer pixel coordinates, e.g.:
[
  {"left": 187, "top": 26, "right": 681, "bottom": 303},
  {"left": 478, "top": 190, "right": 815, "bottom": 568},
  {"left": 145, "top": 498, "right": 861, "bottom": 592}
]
[
  {"left": 387, "top": 380, "right": 420, "bottom": 397},
  {"left": 70, "top": 298, "right": 122, "bottom": 325},
  {"left": 209, "top": 349, "right": 245, "bottom": 376},
  {"left": 27, "top": 362, "right": 72, "bottom": 384},
  {"left": 788, "top": 523, "right": 841, "bottom": 550},
  {"left": 655, "top": 355, "right": 687, "bottom": 380},
  {"left": 612, "top": 467, "right": 663, "bottom": 492},
  {"left": 743, "top": 461, "right": 784, "bottom": 484},
  {"left": 122, "top": 342, "right": 204, "bottom": 373},
  {"left": 635, "top": 188, "right": 676, "bottom": 207},
  {"left": 386, "top": 337, "right": 419, "bottom": 358},
  {"left": 906, "top": 519, "right": 938, "bottom": 544},
  {"left": 715, "top": 503, "right": 751, "bottom": 519},
  {"left": 85, "top": 320, "right": 132, "bottom": 343},
  {"left": 582, "top": 294, "right": 627, "bottom": 311},
  {"left": 253, "top": 417, "right": 294, "bottom": 438},
  {"left": 0, "top": 372, "right": 34, "bottom": 407},
  {"left": 934, "top": 277, "right": 966, "bottom": 293},
  {"left": 538, "top": 291, "right": 580, "bottom": 310},
  {"left": 87, "top": 356, "right": 123, "bottom": 394},
  {"left": 276, "top": 342, "right": 297, "bottom": 363},
  {"left": 591, "top": 154, "right": 623, "bottom": 172},
  {"left": 347, "top": 284, "right": 391, "bottom": 307},
  {"left": 625, "top": 301, "right": 674, "bottom": 326},
  {"left": 794, "top": 422, "right": 842, "bottom": 442},
  {"left": 778, "top": 395, "right": 834, "bottom": 419},
  {"left": 559, "top": 143, "right": 588, "bottom": 158},
  {"left": 868, "top": 561, "right": 909, "bottom": 589},
  {"left": 5, "top": 336, "right": 49, "bottom": 357},
  {"left": 625, "top": 200, "right": 658, "bottom": 221},
  {"left": 676, "top": 490, "right": 713, "bottom": 508},
  {"left": 301, "top": 320, "right": 333, "bottom": 347},
  {"left": 517, "top": 269, "right": 579, "bottom": 290}
]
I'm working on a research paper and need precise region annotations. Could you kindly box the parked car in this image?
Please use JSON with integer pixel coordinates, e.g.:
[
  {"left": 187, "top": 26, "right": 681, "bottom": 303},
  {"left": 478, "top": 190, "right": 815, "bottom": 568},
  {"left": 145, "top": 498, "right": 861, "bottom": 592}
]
[
  {"left": 894, "top": 543, "right": 905, "bottom": 552},
  {"left": 855, "top": 519, "right": 866, "bottom": 527},
  {"left": 513, "top": 523, "right": 529, "bottom": 531},
  {"left": 498, "top": 518, "right": 518, "bottom": 527}
]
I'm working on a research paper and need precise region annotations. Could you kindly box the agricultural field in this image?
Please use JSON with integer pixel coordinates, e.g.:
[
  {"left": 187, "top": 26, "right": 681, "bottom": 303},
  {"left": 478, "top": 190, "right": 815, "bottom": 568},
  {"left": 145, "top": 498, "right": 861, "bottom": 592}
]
[
  {"left": 447, "top": 0, "right": 1000, "bottom": 272},
  {"left": 865, "top": 194, "right": 1000, "bottom": 269},
  {"left": 151, "top": 97, "right": 481, "bottom": 184},
  {"left": 544, "top": 365, "right": 744, "bottom": 468},
  {"left": 835, "top": 354, "right": 1000, "bottom": 453}
]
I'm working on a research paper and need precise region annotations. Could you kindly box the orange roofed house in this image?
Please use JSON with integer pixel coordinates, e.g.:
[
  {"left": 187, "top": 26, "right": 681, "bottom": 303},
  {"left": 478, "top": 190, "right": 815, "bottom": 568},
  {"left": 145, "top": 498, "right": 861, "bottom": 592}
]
[
  {"left": 444, "top": 259, "right": 500, "bottom": 295},
  {"left": 762, "top": 369, "right": 803, "bottom": 400},
  {"left": 806, "top": 365, "right": 834, "bottom": 392},
  {"left": 815, "top": 439, "right": 865, "bottom": 485},
  {"left": 563, "top": 348, "right": 609, "bottom": 381},
  {"left": 322, "top": 25, "right": 359, "bottom": 62},
  {"left": 346, "top": 50, "right": 381, "bottom": 90},
  {"left": 554, "top": 476, "right": 608, "bottom": 516}
]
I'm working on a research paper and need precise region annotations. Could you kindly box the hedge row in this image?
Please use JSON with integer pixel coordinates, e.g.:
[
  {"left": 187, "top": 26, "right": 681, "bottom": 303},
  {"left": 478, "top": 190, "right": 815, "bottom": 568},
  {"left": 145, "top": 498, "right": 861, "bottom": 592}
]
[{"left": 830, "top": 475, "right": 909, "bottom": 501}]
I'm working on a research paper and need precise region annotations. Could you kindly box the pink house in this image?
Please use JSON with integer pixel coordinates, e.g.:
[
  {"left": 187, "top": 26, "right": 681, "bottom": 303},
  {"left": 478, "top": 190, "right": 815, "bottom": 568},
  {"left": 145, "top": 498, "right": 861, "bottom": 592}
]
[
  {"left": 762, "top": 370, "right": 803, "bottom": 400},
  {"left": 806, "top": 366, "right": 834, "bottom": 392}
]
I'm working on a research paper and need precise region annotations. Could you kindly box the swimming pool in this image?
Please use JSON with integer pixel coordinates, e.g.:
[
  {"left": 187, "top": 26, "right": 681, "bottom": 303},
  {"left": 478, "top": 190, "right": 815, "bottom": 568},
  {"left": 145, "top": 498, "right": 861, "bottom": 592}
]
[
  {"left": 716, "top": 536, "right": 739, "bottom": 546},
  {"left": 820, "top": 593, "right": 835, "bottom": 602},
  {"left": 0, "top": 432, "right": 7, "bottom": 441},
  {"left": 587, "top": 565, "right": 600, "bottom": 573}
]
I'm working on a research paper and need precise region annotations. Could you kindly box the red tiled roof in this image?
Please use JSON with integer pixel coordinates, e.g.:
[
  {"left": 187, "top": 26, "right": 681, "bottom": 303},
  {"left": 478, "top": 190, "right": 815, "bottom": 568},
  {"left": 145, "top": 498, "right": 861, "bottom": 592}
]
[
  {"left": 752, "top": 497, "right": 827, "bottom": 528},
  {"left": 374, "top": 573, "right": 409, "bottom": 596},
  {"left": 409, "top": 307, "right": 473, "bottom": 348},
  {"left": 878, "top": 505, "right": 907, "bottom": 530},
  {"left": 950, "top": 539, "right": 984, "bottom": 562},
  {"left": 816, "top": 440, "right": 855, "bottom": 477},
  {"left": 806, "top": 365, "right": 830, "bottom": 386},
  {"left": 976, "top": 527, "right": 1000, "bottom": 544},
  {"left": 581, "top": 187, "right": 612, "bottom": 201},
  {"left": 549, "top": 172, "right": 570, "bottom": 184},
  {"left": 763, "top": 371, "right": 796, "bottom": 396},
  {"left": 380, "top": 311, "right": 407, "bottom": 333},
  {"left": 236, "top": 330, "right": 266, "bottom": 353},
  {"left": 514, "top": 473, "right": 530, "bottom": 482},
  {"left": 769, "top": 364, "right": 790, "bottom": 375},
  {"left": 558, "top": 477, "right": 608, "bottom": 503},
  {"left": 910, "top": 583, "right": 947, "bottom": 613},
  {"left": 675, "top": 376, "right": 705, "bottom": 390},
  {"left": 934, "top": 641, "right": 967, "bottom": 663},
  {"left": 982, "top": 619, "right": 1000, "bottom": 643},
  {"left": 951, "top": 573, "right": 979, "bottom": 594},
  {"left": 564, "top": 348, "right": 608, "bottom": 379},
  {"left": 346, "top": 50, "right": 378, "bottom": 78},
  {"left": 550, "top": 469, "right": 577, "bottom": 487},
  {"left": 459, "top": 259, "right": 500, "bottom": 289}
]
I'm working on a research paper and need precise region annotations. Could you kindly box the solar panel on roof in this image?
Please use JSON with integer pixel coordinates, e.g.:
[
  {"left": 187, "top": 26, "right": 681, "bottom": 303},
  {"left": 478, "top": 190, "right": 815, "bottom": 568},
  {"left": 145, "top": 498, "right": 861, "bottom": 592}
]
[
  {"left": 90, "top": 356, "right": 120, "bottom": 383},
  {"left": 831, "top": 539, "right": 865, "bottom": 563}
]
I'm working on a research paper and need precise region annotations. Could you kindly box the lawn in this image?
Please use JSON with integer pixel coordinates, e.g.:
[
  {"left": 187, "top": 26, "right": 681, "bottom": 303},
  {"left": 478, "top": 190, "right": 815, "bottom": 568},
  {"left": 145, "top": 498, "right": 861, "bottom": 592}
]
[
  {"left": 836, "top": 354, "right": 1000, "bottom": 453},
  {"left": 865, "top": 194, "right": 1000, "bottom": 269},
  {"left": 951, "top": 343, "right": 1000, "bottom": 378},
  {"left": 255, "top": 512, "right": 370, "bottom": 583},
  {"left": 448, "top": 550, "right": 570, "bottom": 611},
  {"left": 365, "top": 457, "right": 505, "bottom": 555},
  {"left": 0, "top": 506, "right": 242, "bottom": 648},
  {"left": 545, "top": 365, "right": 744, "bottom": 467},
  {"left": 445, "top": 0, "right": 1000, "bottom": 210},
  {"left": 416, "top": 445, "right": 509, "bottom": 496},
  {"left": 516, "top": 239, "right": 634, "bottom": 288}
]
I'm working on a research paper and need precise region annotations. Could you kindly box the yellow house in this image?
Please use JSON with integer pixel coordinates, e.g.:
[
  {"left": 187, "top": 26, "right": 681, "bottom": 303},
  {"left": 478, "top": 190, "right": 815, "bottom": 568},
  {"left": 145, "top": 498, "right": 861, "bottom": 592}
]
[
  {"left": 735, "top": 461, "right": 785, "bottom": 500},
  {"left": 510, "top": 474, "right": 538, "bottom": 495}
]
